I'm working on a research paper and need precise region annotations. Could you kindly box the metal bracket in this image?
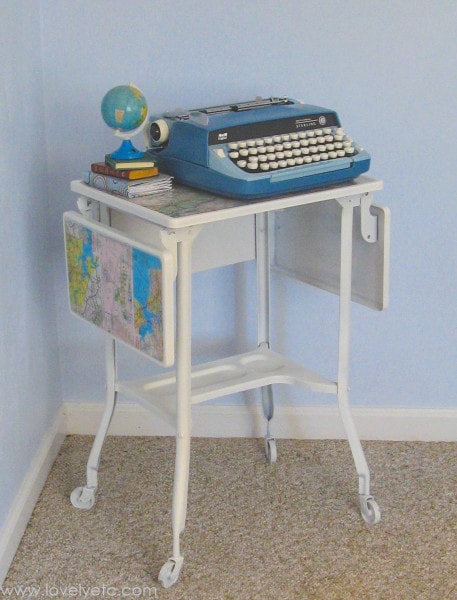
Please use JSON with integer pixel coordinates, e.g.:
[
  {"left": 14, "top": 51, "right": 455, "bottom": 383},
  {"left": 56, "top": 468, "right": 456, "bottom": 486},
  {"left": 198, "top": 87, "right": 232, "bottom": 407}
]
[{"left": 360, "top": 193, "right": 378, "bottom": 243}]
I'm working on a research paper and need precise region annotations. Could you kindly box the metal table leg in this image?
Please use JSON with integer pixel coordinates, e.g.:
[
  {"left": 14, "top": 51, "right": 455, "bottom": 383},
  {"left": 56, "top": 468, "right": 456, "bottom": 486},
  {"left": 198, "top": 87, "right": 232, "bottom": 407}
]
[
  {"left": 337, "top": 197, "right": 381, "bottom": 524},
  {"left": 159, "top": 232, "right": 194, "bottom": 587}
]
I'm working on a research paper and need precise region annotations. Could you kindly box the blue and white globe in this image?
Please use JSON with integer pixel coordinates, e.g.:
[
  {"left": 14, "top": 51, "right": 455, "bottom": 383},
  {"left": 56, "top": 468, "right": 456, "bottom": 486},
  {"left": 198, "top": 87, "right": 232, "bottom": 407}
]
[{"left": 101, "top": 84, "right": 148, "bottom": 160}]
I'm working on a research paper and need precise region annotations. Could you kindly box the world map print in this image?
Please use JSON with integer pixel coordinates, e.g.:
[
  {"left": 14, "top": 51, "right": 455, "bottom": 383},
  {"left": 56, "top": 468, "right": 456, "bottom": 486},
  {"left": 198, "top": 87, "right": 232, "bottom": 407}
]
[{"left": 65, "top": 218, "right": 164, "bottom": 362}]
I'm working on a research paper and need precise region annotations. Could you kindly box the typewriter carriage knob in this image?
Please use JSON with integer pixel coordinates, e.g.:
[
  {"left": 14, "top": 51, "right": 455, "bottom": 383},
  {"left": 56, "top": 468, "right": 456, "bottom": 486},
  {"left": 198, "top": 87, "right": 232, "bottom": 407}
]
[{"left": 147, "top": 118, "right": 170, "bottom": 148}]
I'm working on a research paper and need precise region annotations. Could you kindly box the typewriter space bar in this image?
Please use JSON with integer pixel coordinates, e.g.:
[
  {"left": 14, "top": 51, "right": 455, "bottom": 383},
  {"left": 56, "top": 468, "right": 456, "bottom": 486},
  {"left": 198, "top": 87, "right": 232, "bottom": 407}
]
[{"left": 270, "top": 158, "right": 352, "bottom": 182}]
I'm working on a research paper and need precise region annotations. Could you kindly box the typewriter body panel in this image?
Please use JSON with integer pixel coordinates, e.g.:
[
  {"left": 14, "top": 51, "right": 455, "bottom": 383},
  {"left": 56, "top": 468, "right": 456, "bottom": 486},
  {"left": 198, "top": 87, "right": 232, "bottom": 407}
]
[{"left": 145, "top": 97, "right": 370, "bottom": 200}]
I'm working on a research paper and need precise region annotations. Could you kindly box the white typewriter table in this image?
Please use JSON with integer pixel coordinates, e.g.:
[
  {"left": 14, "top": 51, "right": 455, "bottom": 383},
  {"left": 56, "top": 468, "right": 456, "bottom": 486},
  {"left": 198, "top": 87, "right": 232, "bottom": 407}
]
[{"left": 68, "top": 176, "right": 389, "bottom": 588}]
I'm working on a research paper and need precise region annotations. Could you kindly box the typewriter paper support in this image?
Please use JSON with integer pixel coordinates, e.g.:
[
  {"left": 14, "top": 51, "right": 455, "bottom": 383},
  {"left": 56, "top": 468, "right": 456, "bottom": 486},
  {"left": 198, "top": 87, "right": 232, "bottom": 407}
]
[{"left": 67, "top": 176, "right": 389, "bottom": 587}]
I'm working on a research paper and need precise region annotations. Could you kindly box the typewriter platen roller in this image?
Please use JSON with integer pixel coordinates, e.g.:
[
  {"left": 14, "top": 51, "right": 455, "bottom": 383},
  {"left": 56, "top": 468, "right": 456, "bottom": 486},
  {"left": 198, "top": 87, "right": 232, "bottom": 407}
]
[{"left": 145, "top": 97, "right": 371, "bottom": 200}]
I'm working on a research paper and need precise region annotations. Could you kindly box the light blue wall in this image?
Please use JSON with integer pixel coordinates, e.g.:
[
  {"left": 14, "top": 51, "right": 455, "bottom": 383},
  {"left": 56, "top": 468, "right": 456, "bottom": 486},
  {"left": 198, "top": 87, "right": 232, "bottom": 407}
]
[
  {"left": 0, "top": 2, "right": 62, "bottom": 531},
  {"left": 1, "top": 0, "right": 457, "bottom": 536},
  {"left": 41, "top": 0, "right": 456, "bottom": 410}
]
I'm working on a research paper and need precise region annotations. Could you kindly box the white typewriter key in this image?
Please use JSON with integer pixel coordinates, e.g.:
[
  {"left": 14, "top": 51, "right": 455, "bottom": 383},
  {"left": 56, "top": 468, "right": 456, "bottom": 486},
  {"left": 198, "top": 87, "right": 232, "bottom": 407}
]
[
  {"left": 309, "top": 138, "right": 317, "bottom": 145},
  {"left": 237, "top": 160, "right": 247, "bottom": 168},
  {"left": 292, "top": 149, "right": 301, "bottom": 157},
  {"left": 307, "top": 131, "right": 315, "bottom": 137},
  {"left": 266, "top": 154, "right": 276, "bottom": 161},
  {"left": 334, "top": 134, "right": 344, "bottom": 142},
  {"left": 287, "top": 158, "right": 296, "bottom": 166},
  {"left": 283, "top": 142, "right": 292, "bottom": 149},
  {"left": 270, "top": 161, "right": 279, "bottom": 169},
  {"left": 248, "top": 147, "right": 258, "bottom": 155},
  {"left": 266, "top": 145, "right": 275, "bottom": 153},
  {"left": 300, "top": 139, "right": 309, "bottom": 147},
  {"left": 301, "top": 148, "right": 310, "bottom": 155},
  {"left": 323, "top": 128, "right": 332, "bottom": 134},
  {"left": 281, "top": 134, "right": 290, "bottom": 141},
  {"left": 238, "top": 141, "right": 247, "bottom": 148},
  {"left": 335, "top": 128, "right": 344, "bottom": 136},
  {"left": 296, "top": 157, "right": 304, "bottom": 165},
  {"left": 290, "top": 133, "right": 299, "bottom": 140},
  {"left": 229, "top": 151, "right": 239, "bottom": 159},
  {"left": 260, "top": 163, "right": 270, "bottom": 171},
  {"left": 325, "top": 135, "right": 334, "bottom": 142},
  {"left": 334, "top": 142, "right": 343, "bottom": 149},
  {"left": 345, "top": 146, "right": 355, "bottom": 154},
  {"left": 315, "top": 129, "right": 323, "bottom": 136},
  {"left": 247, "top": 162, "right": 258, "bottom": 170},
  {"left": 343, "top": 141, "right": 352, "bottom": 148},
  {"left": 312, "top": 154, "right": 321, "bottom": 162},
  {"left": 274, "top": 144, "right": 283, "bottom": 152},
  {"left": 320, "top": 153, "right": 329, "bottom": 160},
  {"left": 318, "top": 145, "right": 326, "bottom": 152},
  {"left": 264, "top": 137, "right": 273, "bottom": 144},
  {"left": 276, "top": 152, "right": 285, "bottom": 160},
  {"left": 304, "top": 156, "right": 313, "bottom": 163},
  {"left": 257, "top": 146, "right": 267, "bottom": 154},
  {"left": 310, "top": 146, "right": 318, "bottom": 154},
  {"left": 258, "top": 155, "right": 268, "bottom": 162},
  {"left": 283, "top": 150, "right": 292, "bottom": 158},
  {"left": 337, "top": 150, "right": 346, "bottom": 158},
  {"left": 273, "top": 135, "right": 282, "bottom": 143},
  {"left": 292, "top": 141, "right": 300, "bottom": 148},
  {"left": 298, "top": 132, "right": 307, "bottom": 139},
  {"left": 255, "top": 139, "right": 265, "bottom": 146},
  {"left": 278, "top": 160, "right": 287, "bottom": 168},
  {"left": 247, "top": 139, "right": 256, "bottom": 147},
  {"left": 326, "top": 143, "right": 335, "bottom": 151},
  {"left": 239, "top": 149, "right": 249, "bottom": 157},
  {"left": 317, "top": 136, "right": 326, "bottom": 144},
  {"left": 329, "top": 151, "right": 338, "bottom": 159},
  {"left": 228, "top": 142, "right": 238, "bottom": 150}
]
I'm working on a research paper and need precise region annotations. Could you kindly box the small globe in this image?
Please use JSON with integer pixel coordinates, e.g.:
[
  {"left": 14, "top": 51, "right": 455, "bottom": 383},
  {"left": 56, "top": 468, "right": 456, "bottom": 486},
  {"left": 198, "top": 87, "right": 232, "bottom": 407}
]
[
  {"left": 101, "top": 85, "right": 147, "bottom": 132},
  {"left": 101, "top": 85, "right": 148, "bottom": 160}
]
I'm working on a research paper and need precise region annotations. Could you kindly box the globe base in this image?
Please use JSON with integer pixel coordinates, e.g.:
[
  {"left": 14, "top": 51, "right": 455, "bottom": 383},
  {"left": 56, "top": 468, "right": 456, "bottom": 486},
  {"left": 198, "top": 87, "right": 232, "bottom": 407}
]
[{"left": 109, "top": 139, "right": 144, "bottom": 161}]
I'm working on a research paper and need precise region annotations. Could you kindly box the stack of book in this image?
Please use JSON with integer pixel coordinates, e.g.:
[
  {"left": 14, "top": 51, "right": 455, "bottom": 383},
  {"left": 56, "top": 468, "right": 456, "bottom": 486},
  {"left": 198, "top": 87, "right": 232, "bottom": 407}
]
[{"left": 83, "top": 153, "right": 173, "bottom": 198}]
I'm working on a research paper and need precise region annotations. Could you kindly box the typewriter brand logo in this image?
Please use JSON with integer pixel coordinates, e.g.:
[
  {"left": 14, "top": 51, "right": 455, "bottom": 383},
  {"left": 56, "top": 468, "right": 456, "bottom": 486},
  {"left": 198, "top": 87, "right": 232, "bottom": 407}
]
[
  {"left": 218, "top": 132, "right": 228, "bottom": 141},
  {"left": 319, "top": 116, "right": 327, "bottom": 125}
]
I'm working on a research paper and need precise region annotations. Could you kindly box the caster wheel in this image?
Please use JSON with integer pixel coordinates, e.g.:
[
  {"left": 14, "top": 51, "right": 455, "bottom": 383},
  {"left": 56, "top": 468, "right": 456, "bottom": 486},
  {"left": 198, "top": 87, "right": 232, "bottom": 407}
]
[
  {"left": 265, "top": 437, "right": 277, "bottom": 464},
  {"left": 70, "top": 486, "right": 96, "bottom": 510},
  {"left": 158, "top": 556, "right": 183, "bottom": 588},
  {"left": 360, "top": 495, "right": 381, "bottom": 525}
]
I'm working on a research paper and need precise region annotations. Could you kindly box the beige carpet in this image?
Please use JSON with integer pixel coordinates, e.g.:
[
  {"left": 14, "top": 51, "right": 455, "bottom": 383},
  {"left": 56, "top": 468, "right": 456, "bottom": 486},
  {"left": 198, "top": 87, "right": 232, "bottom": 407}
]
[{"left": 4, "top": 436, "right": 457, "bottom": 599}]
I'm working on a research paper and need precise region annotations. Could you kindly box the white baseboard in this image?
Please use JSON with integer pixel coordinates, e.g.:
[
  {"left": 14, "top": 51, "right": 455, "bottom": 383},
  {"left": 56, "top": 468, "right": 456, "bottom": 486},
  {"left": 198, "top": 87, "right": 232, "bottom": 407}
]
[
  {"left": 64, "top": 401, "right": 457, "bottom": 442},
  {"left": 0, "top": 407, "right": 66, "bottom": 585}
]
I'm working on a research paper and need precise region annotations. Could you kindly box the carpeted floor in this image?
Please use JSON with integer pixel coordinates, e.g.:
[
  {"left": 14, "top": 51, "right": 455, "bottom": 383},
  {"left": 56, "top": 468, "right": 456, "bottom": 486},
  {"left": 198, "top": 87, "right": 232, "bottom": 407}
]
[{"left": 3, "top": 436, "right": 457, "bottom": 599}]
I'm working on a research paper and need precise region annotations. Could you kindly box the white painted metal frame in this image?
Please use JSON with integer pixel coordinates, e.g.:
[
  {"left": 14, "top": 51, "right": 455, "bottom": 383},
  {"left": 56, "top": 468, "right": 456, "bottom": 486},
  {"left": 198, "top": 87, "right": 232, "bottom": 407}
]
[{"left": 69, "top": 177, "right": 385, "bottom": 587}]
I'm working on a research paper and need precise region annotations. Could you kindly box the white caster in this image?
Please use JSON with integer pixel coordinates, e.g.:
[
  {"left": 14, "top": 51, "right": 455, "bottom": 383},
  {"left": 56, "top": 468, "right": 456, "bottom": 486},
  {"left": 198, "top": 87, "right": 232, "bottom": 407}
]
[
  {"left": 70, "top": 486, "right": 96, "bottom": 510},
  {"left": 158, "top": 556, "right": 184, "bottom": 588},
  {"left": 359, "top": 494, "right": 381, "bottom": 525},
  {"left": 265, "top": 437, "right": 277, "bottom": 464}
]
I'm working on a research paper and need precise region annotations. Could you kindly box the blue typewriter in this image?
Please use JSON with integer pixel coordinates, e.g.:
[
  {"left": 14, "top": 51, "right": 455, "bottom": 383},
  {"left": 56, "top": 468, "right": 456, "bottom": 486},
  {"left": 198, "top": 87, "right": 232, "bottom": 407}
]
[{"left": 145, "top": 97, "right": 370, "bottom": 200}]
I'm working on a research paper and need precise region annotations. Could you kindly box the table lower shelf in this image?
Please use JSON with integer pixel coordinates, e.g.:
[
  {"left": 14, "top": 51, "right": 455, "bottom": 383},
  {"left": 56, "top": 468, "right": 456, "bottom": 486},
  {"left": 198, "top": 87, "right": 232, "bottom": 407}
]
[{"left": 116, "top": 347, "right": 336, "bottom": 427}]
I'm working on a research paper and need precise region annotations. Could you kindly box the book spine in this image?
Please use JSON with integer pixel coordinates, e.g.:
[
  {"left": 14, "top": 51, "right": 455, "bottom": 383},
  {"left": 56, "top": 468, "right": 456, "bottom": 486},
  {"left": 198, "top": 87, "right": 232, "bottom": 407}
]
[{"left": 83, "top": 171, "right": 130, "bottom": 197}]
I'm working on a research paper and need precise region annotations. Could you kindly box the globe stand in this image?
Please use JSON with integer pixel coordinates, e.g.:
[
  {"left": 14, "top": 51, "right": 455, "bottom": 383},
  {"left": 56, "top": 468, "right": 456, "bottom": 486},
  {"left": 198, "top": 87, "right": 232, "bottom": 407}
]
[{"left": 109, "top": 138, "right": 144, "bottom": 161}]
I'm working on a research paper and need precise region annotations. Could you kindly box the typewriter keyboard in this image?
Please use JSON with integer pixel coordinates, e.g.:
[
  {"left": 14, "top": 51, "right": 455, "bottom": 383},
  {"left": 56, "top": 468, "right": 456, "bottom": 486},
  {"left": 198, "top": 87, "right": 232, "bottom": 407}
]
[{"left": 225, "top": 127, "right": 358, "bottom": 173}]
